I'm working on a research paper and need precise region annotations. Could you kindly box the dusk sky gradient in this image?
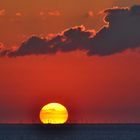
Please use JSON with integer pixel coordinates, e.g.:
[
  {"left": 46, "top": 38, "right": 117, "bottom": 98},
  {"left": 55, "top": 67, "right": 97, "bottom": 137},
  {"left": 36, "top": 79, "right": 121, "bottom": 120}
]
[{"left": 0, "top": 0, "right": 140, "bottom": 123}]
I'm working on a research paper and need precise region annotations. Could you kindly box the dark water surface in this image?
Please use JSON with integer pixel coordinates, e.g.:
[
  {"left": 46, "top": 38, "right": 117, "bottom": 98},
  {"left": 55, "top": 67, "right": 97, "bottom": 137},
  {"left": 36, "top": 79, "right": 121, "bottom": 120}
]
[{"left": 0, "top": 124, "right": 140, "bottom": 140}]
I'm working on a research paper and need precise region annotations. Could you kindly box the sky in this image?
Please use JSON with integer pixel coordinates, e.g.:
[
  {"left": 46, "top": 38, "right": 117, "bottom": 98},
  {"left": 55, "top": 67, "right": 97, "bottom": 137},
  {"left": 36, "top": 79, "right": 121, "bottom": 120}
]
[{"left": 0, "top": 0, "right": 140, "bottom": 123}]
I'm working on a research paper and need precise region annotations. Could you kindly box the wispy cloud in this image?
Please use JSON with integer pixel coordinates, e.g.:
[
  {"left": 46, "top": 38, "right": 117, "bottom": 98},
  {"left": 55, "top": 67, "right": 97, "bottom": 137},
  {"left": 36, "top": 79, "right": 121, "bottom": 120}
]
[
  {"left": 0, "top": 9, "right": 6, "bottom": 16},
  {"left": 39, "top": 11, "right": 45, "bottom": 16},
  {"left": 48, "top": 10, "right": 61, "bottom": 16},
  {"left": 0, "top": 42, "right": 4, "bottom": 50},
  {"left": 15, "top": 12, "right": 22, "bottom": 17},
  {"left": 86, "top": 11, "right": 94, "bottom": 17}
]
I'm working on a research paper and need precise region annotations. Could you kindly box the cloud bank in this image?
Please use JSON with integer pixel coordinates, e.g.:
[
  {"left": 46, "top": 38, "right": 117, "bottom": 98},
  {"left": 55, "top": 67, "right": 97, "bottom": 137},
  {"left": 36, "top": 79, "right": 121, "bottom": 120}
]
[
  {"left": 1, "top": 5, "right": 140, "bottom": 57},
  {"left": 88, "top": 5, "right": 140, "bottom": 55}
]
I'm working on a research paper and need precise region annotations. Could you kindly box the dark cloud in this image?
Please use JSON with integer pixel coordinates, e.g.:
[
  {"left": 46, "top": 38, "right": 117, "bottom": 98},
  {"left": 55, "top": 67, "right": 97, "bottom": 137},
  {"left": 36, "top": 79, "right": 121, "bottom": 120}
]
[
  {"left": 88, "top": 5, "right": 140, "bottom": 55},
  {"left": 4, "top": 26, "right": 95, "bottom": 57},
  {"left": 1, "top": 5, "right": 140, "bottom": 57}
]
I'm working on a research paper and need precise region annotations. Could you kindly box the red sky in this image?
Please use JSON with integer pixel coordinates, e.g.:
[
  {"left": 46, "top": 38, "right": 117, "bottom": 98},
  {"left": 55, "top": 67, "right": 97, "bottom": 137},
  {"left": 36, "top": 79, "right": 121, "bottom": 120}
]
[{"left": 0, "top": 0, "right": 140, "bottom": 123}]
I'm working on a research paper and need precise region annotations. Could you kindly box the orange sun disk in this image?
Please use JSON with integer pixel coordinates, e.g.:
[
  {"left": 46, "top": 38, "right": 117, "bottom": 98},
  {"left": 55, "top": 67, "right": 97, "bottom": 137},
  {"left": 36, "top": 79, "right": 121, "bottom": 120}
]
[{"left": 39, "top": 103, "right": 68, "bottom": 124}]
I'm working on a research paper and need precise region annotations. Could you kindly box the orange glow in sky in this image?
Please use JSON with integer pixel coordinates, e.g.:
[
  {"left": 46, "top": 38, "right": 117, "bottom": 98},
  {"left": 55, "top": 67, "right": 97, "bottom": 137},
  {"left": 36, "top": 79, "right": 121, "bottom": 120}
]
[{"left": 0, "top": 0, "right": 140, "bottom": 124}]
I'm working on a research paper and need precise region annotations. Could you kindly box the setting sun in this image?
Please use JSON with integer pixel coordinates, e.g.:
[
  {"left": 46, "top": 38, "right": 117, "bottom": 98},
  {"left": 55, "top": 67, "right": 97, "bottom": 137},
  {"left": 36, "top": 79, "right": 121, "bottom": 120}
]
[{"left": 39, "top": 103, "right": 68, "bottom": 124}]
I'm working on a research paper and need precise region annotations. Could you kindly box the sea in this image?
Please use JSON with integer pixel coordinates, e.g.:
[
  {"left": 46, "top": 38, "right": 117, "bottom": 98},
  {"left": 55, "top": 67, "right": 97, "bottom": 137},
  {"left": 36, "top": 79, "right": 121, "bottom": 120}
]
[{"left": 0, "top": 124, "right": 140, "bottom": 140}]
